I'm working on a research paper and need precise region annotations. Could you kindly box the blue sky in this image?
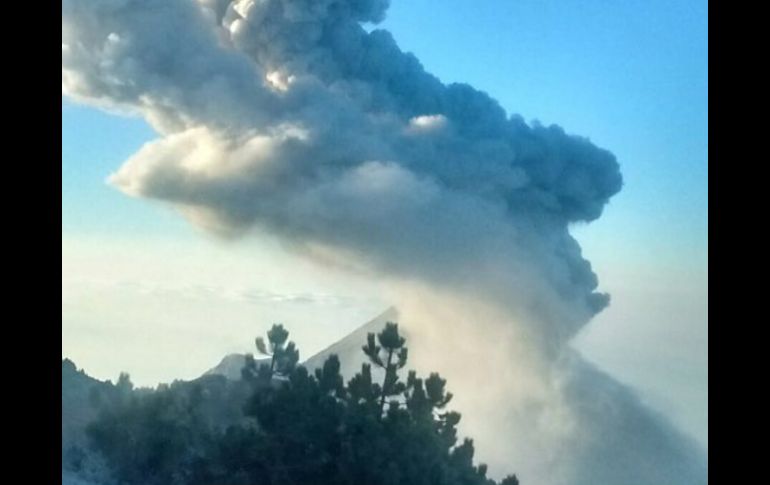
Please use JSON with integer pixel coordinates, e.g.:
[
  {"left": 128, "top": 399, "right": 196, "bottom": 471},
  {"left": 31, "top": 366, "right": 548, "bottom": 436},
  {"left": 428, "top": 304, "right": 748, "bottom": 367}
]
[{"left": 62, "top": 0, "right": 707, "bottom": 448}]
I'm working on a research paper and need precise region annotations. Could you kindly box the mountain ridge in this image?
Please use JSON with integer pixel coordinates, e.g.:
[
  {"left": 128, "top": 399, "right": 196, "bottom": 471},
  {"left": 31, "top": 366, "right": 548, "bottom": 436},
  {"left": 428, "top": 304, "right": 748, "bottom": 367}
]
[{"left": 201, "top": 306, "right": 400, "bottom": 381}]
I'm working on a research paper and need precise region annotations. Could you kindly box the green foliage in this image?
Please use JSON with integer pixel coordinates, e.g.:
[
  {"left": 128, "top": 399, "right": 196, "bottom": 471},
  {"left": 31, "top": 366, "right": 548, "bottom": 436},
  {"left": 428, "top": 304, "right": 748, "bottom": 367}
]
[
  {"left": 86, "top": 379, "right": 214, "bottom": 485},
  {"left": 500, "top": 475, "right": 521, "bottom": 485},
  {"left": 362, "top": 322, "right": 409, "bottom": 415},
  {"left": 85, "top": 322, "right": 519, "bottom": 485},
  {"left": 64, "top": 445, "right": 87, "bottom": 472},
  {"left": 244, "top": 324, "right": 300, "bottom": 383}
]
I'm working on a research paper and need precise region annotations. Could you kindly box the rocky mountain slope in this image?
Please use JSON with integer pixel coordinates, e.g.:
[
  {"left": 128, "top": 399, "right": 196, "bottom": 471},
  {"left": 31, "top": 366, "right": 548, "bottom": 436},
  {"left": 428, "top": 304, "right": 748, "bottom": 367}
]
[
  {"left": 302, "top": 306, "right": 400, "bottom": 377},
  {"left": 202, "top": 307, "right": 400, "bottom": 382}
]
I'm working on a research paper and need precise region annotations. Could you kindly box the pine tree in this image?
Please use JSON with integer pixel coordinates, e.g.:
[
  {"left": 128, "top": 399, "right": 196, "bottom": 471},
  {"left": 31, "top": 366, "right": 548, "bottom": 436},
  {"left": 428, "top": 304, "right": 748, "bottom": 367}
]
[
  {"left": 361, "top": 322, "right": 409, "bottom": 416},
  {"left": 243, "top": 324, "right": 300, "bottom": 383}
]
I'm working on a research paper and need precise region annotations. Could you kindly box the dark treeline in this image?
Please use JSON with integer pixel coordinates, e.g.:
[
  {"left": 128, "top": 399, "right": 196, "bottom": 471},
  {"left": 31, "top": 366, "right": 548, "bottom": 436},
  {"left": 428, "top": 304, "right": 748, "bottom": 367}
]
[{"left": 72, "top": 322, "right": 520, "bottom": 485}]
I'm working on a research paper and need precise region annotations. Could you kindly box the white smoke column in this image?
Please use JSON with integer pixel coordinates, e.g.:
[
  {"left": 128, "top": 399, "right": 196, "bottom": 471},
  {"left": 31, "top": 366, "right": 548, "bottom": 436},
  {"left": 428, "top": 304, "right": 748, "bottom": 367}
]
[
  {"left": 388, "top": 283, "right": 706, "bottom": 484},
  {"left": 62, "top": 1, "right": 706, "bottom": 483}
]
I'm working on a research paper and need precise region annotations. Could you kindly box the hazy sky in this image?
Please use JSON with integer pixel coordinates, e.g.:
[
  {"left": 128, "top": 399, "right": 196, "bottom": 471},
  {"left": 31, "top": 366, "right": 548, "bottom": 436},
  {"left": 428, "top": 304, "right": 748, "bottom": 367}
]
[{"left": 62, "top": 0, "right": 707, "bottom": 449}]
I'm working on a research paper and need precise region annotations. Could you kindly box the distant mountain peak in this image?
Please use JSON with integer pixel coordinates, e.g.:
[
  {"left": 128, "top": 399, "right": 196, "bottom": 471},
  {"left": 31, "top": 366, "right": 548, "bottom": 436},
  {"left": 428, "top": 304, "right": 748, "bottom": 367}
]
[
  {"left": 203, "top": 353, "right": 270, "bottom": 381},
  {"left": 202, "top": 307, "right": 399, "bottom": 381},
  {"left": 302, "top": 306, "right": 400, "bottom": 375}
]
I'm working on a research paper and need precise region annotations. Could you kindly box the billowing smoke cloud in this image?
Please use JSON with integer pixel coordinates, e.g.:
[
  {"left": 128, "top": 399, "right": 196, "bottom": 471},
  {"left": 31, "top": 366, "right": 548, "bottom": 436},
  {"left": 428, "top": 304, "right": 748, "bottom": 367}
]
[
  {"left": 391, "top": 290, "right": 706, "bottom": 484},
  {"left": 62, "top": 1, "right": 705, "bottom": 484}
]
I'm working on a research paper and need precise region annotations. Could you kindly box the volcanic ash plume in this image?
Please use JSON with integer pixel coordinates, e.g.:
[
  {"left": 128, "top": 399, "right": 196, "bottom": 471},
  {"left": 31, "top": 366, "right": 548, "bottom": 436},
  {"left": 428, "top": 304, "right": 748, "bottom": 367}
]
[{"left": 62, "top": 1, "right": 706, "bottom": 483}]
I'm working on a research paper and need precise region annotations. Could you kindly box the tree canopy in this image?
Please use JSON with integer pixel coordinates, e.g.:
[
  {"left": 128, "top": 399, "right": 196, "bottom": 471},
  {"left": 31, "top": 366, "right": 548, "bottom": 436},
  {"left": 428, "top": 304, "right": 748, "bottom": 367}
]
[{"left": 84, "top": 322, "right": 520, "bottom": 485}]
